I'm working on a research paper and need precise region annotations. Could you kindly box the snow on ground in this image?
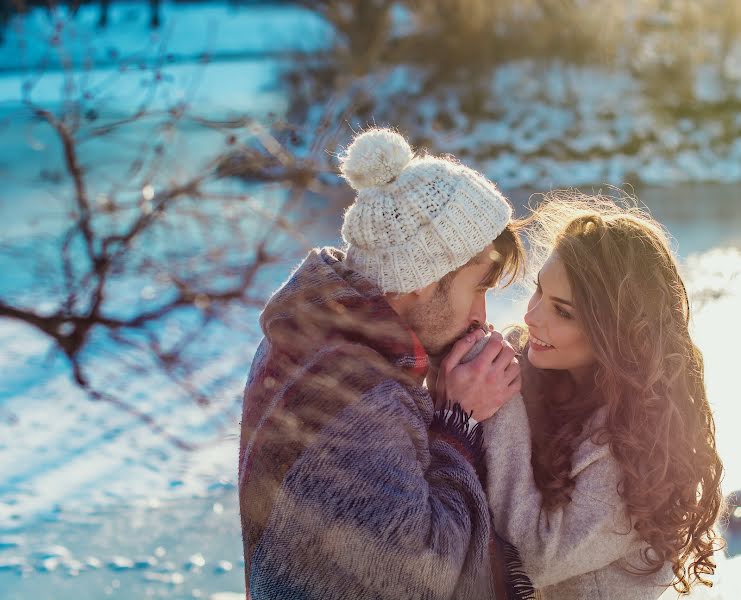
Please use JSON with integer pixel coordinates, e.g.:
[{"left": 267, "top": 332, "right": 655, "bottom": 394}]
[
  {"left": 0, "top": 486, "right": 246, "bottom": 599},
  {"left": 403, "top": 59, "right": 741, "bottom": 189},
  {"left": 0, "top": 316, "right": 243, "bottom": 527}
]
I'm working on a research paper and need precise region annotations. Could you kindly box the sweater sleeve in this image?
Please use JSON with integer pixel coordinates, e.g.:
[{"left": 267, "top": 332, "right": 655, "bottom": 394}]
[
  {"left": 483, "top": 395, "right": 641, "bottom": 589},
  {"left": 249, "top": 379, "right": 497, "bottom": 600}
]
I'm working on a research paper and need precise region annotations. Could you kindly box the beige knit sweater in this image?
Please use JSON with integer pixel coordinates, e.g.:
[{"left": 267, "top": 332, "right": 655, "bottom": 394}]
[{"left": 483, "top": 395, "right": 675, "bottom": 600}]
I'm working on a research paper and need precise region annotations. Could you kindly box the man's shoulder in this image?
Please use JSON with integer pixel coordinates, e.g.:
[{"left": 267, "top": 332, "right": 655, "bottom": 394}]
[
  {"left": 245, "top": 339, "right": 427, "bottom": 440},
  {"left": 248, "top": 337, "right": 402, "bottom": 393},
  {"left": 246, "top": 337, "right": 271, "bottom": 384},
  {"left": 307, "top": 341, "right": 405, "bottom": 394}
]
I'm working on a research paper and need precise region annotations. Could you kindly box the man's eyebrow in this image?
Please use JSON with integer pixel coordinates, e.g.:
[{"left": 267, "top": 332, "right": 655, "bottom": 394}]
[{"left": 537, "top": 272, "right": 574, "bottom": 307}]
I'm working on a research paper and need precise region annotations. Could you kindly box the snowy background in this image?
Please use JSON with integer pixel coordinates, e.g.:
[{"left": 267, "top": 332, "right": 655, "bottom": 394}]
[{"left": 0, "top": 2, "right": 740, "bottom": 599}]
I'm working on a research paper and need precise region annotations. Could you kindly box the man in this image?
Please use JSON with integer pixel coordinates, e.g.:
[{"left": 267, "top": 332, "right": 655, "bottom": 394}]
[{"left": 239, "top": 128, "right": 531, "bottom": 599}]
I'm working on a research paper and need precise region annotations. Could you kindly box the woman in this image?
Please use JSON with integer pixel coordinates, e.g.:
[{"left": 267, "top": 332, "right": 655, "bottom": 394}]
[{"left": 463, "top": 193, "right": 725, "bottom": 598}]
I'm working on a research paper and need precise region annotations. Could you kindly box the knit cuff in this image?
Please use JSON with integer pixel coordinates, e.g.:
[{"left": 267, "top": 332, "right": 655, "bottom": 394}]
[{"left": 430, "top": 402, "right": 486, "bottom": 482}]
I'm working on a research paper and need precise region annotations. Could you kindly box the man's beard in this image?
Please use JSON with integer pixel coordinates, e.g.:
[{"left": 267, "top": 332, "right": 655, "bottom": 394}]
[
  {"left": 428, "top": 322, "right": 487, "bottom": 365},
  {"left": 404, "top": 290, "right": 463, "bottom": 361}
]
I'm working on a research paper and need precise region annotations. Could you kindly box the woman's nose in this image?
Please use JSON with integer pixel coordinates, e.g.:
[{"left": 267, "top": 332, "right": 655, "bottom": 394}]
[{"left": 524, "top": 296, "right": 540, "bottom": 328}]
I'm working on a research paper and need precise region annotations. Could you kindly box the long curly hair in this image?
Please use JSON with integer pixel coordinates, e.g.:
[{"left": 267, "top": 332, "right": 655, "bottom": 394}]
[{"left": 518, "top": 191, "right": 725, "bottom": 594}]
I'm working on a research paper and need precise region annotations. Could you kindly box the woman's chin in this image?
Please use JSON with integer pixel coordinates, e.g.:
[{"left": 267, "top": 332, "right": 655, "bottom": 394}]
[{"left": 528, "top": 345, "right": 556, "bottom": 368}]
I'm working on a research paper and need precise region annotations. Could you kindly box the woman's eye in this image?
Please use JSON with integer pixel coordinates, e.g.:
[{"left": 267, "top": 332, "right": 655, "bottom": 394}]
[{"left": 556, "top": 306, "right": 572, "bottom": 319}]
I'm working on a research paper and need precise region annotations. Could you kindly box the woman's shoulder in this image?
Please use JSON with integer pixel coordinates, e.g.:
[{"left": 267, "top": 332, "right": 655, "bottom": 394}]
[
  {"left": 571, "top": 406, "right": 612, "bottom": 470},
  {"left": 570, "top": 406, "right": 625, "bottom": 507}
]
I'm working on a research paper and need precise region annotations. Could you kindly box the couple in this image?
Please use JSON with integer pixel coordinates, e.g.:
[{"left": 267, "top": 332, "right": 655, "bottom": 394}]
[{"left": 238, "top": 128, "right": 724, "bottom": 599}]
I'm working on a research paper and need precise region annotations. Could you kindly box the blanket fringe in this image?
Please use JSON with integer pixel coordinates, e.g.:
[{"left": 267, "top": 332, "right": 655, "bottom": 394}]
[
  {"left": 429, "top": 401, "right": 484, "bottom": 463},
  {"left": 494, "top": 530, "right": 538, "bottom": 600}
]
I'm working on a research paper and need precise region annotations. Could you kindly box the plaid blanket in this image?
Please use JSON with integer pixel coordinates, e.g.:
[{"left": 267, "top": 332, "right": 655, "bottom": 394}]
[{"left": 239, "top": 246, "right": 534, "bottom": 600}]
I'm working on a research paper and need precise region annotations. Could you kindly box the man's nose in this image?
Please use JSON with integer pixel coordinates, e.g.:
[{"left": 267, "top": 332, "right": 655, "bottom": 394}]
[{"left": 470, "top": 295, "right": 487, "bottom": 329}]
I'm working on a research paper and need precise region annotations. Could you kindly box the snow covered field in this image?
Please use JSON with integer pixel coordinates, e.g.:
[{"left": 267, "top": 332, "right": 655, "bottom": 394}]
[{"left": 0, "top": 2, "right": 739, "bottom": 598}]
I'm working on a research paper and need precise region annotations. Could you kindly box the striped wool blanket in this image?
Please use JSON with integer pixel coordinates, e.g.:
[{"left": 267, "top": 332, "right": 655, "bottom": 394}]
[{"left": 239, "top": 246, "right": 534, "bottom": 600}]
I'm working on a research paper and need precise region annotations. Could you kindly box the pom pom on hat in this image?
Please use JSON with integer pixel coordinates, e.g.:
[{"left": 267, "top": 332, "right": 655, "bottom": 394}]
[{"left": 339, "top": 128, "right": 413, "bottom": 190}]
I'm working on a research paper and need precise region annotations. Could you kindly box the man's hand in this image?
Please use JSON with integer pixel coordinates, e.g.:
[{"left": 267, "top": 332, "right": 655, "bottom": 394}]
[{"left": 435, "top": 328, "right": 520, "bottom": 422}]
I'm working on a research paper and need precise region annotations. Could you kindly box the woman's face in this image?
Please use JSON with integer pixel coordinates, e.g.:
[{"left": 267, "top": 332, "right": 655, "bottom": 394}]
[{"left": 524, "top": 252, "right": 596, "bottom": 381}]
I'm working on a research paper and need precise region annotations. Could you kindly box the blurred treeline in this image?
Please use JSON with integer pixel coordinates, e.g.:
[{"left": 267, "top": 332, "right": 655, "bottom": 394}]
[{"left": 289, "top": 0, "right": 741, "bottom": 117}]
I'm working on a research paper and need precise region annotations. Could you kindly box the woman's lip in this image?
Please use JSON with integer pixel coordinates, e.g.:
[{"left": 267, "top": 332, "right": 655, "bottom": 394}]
[
  {"left": 529, "top": 334, "right": 554, "bottom": 351},
  {"left": 529, "top": 342, "right": 554, "bottom": 352}
]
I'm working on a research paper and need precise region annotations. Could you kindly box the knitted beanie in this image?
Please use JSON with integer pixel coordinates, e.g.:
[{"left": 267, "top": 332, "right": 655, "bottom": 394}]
[{"left": 339, "top": 128, "right": 513, "bottom": 294}]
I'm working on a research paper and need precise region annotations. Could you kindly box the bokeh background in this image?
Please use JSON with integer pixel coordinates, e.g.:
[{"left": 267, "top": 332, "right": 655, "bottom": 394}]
[{"left": 0, "top": 1, "right": 739, "bottom": 598}]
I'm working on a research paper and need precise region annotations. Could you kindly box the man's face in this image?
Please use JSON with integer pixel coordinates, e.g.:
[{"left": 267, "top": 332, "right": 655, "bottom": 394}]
[{"left": 404, "top": 244, "right": 497, "bottom": 364}]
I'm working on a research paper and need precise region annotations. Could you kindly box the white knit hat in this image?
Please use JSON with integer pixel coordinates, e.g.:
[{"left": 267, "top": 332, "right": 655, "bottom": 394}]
[{"left": 339, "top": 128, "right": 513, "bottom": 294}]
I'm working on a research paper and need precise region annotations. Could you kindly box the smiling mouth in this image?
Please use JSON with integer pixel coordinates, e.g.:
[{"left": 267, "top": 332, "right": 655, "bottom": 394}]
[{"left": 530, "top": 334, "right": 554, "bottom": 349}]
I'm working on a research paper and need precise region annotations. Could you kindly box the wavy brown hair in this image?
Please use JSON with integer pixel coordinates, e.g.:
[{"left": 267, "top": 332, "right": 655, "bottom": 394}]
[{"left": 518, "top": 191, "right": 725, "bottom": 594}]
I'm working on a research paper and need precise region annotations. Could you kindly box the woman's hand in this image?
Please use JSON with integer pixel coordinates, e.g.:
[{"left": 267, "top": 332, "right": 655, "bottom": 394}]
[{"left": 435, "top": 328, "right": 521, "bottom": 422}]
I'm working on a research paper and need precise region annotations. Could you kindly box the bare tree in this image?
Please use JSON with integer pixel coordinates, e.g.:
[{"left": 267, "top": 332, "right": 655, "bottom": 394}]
[{"left": 0, "top": 16, "right": 353, "bottom": 449}]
